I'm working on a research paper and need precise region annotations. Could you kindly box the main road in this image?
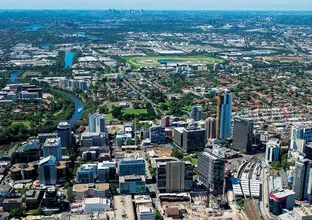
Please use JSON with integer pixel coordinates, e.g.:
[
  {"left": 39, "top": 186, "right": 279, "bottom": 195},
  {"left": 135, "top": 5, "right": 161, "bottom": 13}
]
[{"left": 259, "top": 162, "right": 274, "bottom": 220}]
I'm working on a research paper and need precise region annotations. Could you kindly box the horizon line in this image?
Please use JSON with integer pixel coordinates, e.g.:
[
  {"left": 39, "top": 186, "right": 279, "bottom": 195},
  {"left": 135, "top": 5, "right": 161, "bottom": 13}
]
[{"left": 0, "top": 9, "right": 312, "bottom": 12}]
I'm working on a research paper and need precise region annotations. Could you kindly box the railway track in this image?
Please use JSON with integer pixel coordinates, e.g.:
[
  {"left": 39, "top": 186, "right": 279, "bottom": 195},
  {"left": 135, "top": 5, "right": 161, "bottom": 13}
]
[{"left": 244, "top": 199, "right": 261, "bottom": 220}]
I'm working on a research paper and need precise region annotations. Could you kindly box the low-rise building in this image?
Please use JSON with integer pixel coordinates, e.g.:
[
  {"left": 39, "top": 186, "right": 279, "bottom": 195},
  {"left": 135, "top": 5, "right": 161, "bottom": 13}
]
[
  {"left": 118, "top": 158, "right": 146, "bottom": 176},
  {"left": 2, "top": 198, "right": 22, "bottom": 212},
  {"left": 97, "top": 161, "right": 116, "bottom": 182},
  {"left": 76, "top": 164, "right": 98, "bottom": 184},
  {"left": 25, "top": 190, "right": 43, "bottom": 209},
  {"left": 119, "top": 175, "right": 146, "bottom": 194},
  {"left": 73, "top": 184, "right": 110, "bottom": 200},
  {"left": 293, "top": 204, "right": 312, "bottom": 220},
  {"left": 113, "top": 195, "right": 135, "bottom": 220},
  {"left": 82, "top": 198, "right": 111, "bottom": 213}
]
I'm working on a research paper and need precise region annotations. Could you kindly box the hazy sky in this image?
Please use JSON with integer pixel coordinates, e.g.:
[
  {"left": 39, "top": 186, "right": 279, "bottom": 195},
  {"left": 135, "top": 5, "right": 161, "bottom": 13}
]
[{"left": 0, "top": 0, "right": 311, "bottom": 10}]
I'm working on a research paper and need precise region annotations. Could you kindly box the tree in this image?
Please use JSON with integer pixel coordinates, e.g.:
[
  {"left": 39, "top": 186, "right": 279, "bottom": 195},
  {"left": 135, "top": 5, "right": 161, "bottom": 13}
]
[
  {"left": 111, "top": 106, "right": 122, "bottom": 118},
  {"left": 67, "top": 187, "right": 73, "bottom": 203},
  {"left": 110, "top": 183, "right": 119, "bottom": 196},
  {"left": 271, "top": 161, "right": 282, "bottom": 170},
  {"left": 10, "top": 208, "right": 26, "bottom": 218},
  {"left": 155, "top": 208, "right": 164, "bottom": 220},
  {"left": 183, "top": 155, "right": 192, "bottom": 162},
  {"left": 31, "top": 208, "right": 44, "bottom": 216},
  {"left": 171, "top": 146, "right": 184, "bottom": 159}
]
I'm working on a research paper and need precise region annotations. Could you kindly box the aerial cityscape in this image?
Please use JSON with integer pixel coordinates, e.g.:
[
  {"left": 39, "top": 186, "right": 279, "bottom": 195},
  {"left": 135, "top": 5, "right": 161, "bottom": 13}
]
[{"left": 0, "top": 4, "right": 311, "bottom": 220}]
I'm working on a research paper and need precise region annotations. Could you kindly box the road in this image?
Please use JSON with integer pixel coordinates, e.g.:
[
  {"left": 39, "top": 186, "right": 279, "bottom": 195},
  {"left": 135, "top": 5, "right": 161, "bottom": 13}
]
[
  {"left": 227, "top": 191, "right": 248, "bottom": 220},
  {"left": 276, "top": 30, "right": 312, "bottom": 58},
  {"left": 123, "top": 76, "right": 163, "bottom": 116},
  {"left": 259, "top": 162, "right": 274, "bottom": 220}
]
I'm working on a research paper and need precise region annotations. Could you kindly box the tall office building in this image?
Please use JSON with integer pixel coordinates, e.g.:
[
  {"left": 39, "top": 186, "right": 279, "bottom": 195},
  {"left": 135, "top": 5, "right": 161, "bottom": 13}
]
[
  {"left": 216, "top": 92, "right": 232, "bottom": 139},
  {"left": 89, "top": 113, "right": 106, "bottom": 133},
  {"left": 118, "top": 158, "right": 146, "bottom": 176},
  {"left": 232, "top": 117, "right": 254, "bottom": 153},
  {"left": 205, "top": 117, "right": 216, "bottom": 139},
  {"left": 57, "top": 122, "right": 73, "bottom": 149},
  {"left": 150, "top": 126, "right": 166, "bottom": 145},
  {"left": 38, "top": 155, "right": 57, "bottom": 185},
  {"left": 198, "top": 151, "right": 225, "bottom": 193},
  {"left": 43, "top": 138, "right": 62, "bottom": 161},
  {"left": 190, "top": 106, "right": 202, "bottom": 121},
  {"left": 157, "top": 161, "right": 185, "bottom": 193},
  {"left": 173, "top": 127, "right": 206, "bottom": 152},
  {"left": 265, "top": 139, "right": 281, "bottom": 164},
  {"left": 290, "top": 123, "right": 312, "bottom": 154},
  {"left": 293, "top": 159, "right": 312, "bottom": 201}
]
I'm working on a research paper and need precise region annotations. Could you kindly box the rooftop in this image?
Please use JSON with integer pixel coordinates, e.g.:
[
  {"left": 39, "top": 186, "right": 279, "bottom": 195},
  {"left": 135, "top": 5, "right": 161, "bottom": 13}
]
[
  {"left": 84, "top": 197, "right": 110, "bottom": 205},
  {"left": 113, "top": 195, "right": 135, "bottom": 220},
  {"left": 39, "top": 155, "right": 56, "bottom": 165},
  {"left": 270, "top": 189, "right": 295, "bottom": 200},
  {"left": 44, "top": 138, "right": 60, "bottom": 147},
  {"left": 119, "top": 175, "right": 145, "bottom": 183}
]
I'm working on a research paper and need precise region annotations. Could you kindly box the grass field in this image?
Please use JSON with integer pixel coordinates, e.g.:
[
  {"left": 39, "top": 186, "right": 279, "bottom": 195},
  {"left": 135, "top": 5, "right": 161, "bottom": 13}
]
[
  {"left": 104, "top": 113, "right": 114, "bottom": 121},
  {"left": 124, "top": 55, "right": 223, "bottom": 68},
  {"left": 122, "top": 109, "right": 148, "bottom": 115},
  {"left": 11, "top": 121, "right": 31, "bottom": 128},
  {"left": 306, "top": 70, "right": 312, "bottom": 74}
]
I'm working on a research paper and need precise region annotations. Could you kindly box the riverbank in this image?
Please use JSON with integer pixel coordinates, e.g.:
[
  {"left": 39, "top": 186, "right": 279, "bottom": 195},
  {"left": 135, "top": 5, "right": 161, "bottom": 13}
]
[{"left": 50, "top": 88, "right": 85, "bottom": 127}]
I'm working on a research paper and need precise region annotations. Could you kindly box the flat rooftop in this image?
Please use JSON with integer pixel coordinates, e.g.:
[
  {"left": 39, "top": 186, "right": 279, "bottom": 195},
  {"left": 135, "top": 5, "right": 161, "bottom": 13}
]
[{"left": 114, "top": 195, "right": 135, "bottom": 220}]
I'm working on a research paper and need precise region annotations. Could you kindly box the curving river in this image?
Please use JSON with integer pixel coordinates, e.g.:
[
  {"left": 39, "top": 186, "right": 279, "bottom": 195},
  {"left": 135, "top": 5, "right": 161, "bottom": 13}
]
[{"left": 51, "top": 89, "right": 85, "bottom": 127}]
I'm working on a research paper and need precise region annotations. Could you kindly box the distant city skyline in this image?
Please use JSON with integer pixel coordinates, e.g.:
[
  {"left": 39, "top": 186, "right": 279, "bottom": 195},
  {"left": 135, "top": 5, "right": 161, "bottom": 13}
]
[{"left": 0, "top": 0, "right": 311, "bottom": 10}]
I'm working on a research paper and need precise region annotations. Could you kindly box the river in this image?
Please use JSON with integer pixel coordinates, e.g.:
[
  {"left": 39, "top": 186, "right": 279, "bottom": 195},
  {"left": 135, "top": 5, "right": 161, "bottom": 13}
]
[
  {"left": 51, "top": 89, "right": 85, "bottom": 127},
  {"left": 10, "top": 71, "right": 22, "bottom": 83},
  {"left": 64, "top": 51, "right": 76, "bottom": 68}
]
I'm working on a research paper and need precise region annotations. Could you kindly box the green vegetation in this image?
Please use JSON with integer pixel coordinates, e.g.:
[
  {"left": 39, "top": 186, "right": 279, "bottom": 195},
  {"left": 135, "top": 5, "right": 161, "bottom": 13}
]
[
  {"left": 110, "top": 183, "right": 119, "bottom": 196},
  {"left": 10, "top": 208, "right": 26, "bottom": 218},
  {"left": 155, "top": 208, "right": 164, "bottom": 220},
  {"left": 183, "top": 155, "right": 198, "bottom": 165},
  {"left": 149, "top": 167, "right": 155, "bottom": 177},
  {"left": 124, "top": 55, "right": 223, "bottom": 68},
  {"left": 171, "top": 146, "right": 184, "bottom": 159},
  {"left": 67, "top": 187, "right": 73, "bottom": 203},
  {"left": 30, "top": 208, "right": 44, "bottom": 216},
  {"left": 236, "top": 198, "right": 244, "bottom": 208},
  {"left": 270, "top": 147, "right": 289, "bottom": 170},
  {"left": 111, "top": 103, "right": 156, "bottom": 121},
  {"left": 11, "top": 120, "right": 31, "bottom": 128},
  {"left": 121, "top": 109, "right": 148, "bottom": 115},
  {"left": 104, "top": 113, "right": 114, "bottom": 121},
  {"left": 0, "top": 88, "right": 75, "bottom": 146}
]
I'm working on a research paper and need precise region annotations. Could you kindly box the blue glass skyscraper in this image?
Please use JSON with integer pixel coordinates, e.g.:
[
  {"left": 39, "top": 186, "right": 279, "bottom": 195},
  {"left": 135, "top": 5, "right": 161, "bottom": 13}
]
[
  {"left": 217, "top": 92, "right": 232, "bottom": 139},
  {"left": 89, "top": 113, "right": 106, "bottom": 133}
]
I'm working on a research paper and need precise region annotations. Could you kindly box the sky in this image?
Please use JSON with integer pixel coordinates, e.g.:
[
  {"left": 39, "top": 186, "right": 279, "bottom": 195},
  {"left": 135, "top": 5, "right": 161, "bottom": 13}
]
[{"left": 0, "top": 0, "right": 311, "bottom": 10}]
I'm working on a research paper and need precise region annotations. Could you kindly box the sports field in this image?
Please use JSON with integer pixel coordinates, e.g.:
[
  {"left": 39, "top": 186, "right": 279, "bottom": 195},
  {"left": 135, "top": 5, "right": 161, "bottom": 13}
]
[{"left": 124, "top": 56, "right": 223, "bottom": 68}]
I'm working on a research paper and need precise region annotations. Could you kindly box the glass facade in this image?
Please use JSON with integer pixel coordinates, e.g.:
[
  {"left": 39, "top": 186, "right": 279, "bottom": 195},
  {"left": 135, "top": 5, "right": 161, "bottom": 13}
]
[
  {"left": 218, "top": 93, "right": 232, "bottom": 139},
  {"left": 119, "top": 159, "right": 146, "bottom": 176}
]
